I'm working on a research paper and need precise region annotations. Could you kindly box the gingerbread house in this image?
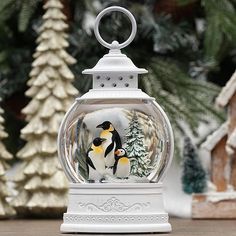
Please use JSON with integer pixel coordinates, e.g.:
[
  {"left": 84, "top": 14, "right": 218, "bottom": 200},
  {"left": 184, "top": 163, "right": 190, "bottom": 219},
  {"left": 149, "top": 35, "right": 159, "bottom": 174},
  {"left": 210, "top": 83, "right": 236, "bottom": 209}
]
[{"left": 192, "top": 71, "right": 236, "bottom": 219}]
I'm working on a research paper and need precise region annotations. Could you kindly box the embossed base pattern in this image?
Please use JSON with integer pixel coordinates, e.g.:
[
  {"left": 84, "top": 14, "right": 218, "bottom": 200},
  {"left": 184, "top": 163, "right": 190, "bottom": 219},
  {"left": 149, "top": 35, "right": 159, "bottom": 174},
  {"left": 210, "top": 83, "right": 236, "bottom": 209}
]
[
  {"left": 61, "top": 183, "right": 171, "bottom": 233},
  {"left": 77, "top": 196, "right": 151, "bottom": 213},
  {"left": 64, "top": 213, "right": 169, "bottom": 224},
  {"left": 61, "top": 213, "right": 171, "bottom": 233}
]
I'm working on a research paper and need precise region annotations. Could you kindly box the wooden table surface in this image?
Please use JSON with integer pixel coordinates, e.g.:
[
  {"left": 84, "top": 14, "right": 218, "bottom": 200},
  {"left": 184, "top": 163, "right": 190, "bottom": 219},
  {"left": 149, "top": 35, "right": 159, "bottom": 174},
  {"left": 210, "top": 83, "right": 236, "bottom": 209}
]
[{"left": 0, "top": 218, "right": 235, "bottom": 236}]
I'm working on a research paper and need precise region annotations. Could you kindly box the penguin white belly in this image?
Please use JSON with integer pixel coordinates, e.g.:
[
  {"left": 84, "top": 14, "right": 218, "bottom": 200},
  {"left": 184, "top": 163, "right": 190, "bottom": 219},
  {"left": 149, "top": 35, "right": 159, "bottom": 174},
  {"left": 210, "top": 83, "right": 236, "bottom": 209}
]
[
  {"left": 88, "top": 165, "right": 103, "bottom": 181},
  {"left": 89, "top": 151, "right": 105, "bottom": 175},
  {"left": 100, "top": 131, "right": 115, "bottom": 168},
  {"left": 115, "top": 158, "right": 130, "bottom": 178}
]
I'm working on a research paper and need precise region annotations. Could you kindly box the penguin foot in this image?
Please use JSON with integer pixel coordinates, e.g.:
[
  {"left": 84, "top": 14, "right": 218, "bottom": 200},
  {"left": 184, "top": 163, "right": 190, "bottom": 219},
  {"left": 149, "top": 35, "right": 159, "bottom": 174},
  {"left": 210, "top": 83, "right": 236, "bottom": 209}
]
[
  {"left": 105, "top": 166, "right": 113, "bottom": 169},
  {"left": 116, "top": 177, "right": 129, "bottom": 180},
  {"left": 99, "top": 178, "right": 106, "bottom": 183}
]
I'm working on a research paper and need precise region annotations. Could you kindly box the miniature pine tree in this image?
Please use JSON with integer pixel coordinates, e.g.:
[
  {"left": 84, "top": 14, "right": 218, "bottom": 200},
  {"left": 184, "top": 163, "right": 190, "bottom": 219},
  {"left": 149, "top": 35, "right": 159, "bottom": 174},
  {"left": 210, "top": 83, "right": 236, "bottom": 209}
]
[
  {"left": 125, "top": 112, "right": 150, "bottom": 177},
  {"left": 0, "top": 104, "right": 15, "bottom": 218},
  {"left": 12, "top": 0, "right": 78, "bottom": 216},
  {"left": 182, "top": 137, "right": 206, "bottom": 194}
]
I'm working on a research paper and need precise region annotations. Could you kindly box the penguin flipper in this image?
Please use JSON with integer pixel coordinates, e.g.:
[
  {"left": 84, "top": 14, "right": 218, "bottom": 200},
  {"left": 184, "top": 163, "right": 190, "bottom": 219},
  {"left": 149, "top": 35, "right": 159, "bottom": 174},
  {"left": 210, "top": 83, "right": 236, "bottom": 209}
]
[
  {"left": 113, "top": 160, "right": 118, "bottom": 175},
  {"left": 113, "top": 130, "right": 122, "bottom": 149},
  {"left": 105, "top": 142, "right": 115, "bottom": 157},
  {"left": 86, "top": 149, "right": 96, "bottom": 170},
  {"left": 86, "top": 156, "right": 96, "bottom": 170}
]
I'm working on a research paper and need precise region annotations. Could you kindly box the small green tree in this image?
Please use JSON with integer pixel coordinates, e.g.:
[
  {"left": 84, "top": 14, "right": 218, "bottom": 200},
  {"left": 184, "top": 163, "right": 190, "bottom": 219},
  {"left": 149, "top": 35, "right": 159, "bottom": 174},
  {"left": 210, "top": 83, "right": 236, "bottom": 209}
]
[
  {"left": 125, "top": 112, "right": 150, "bottom": 177},
  {"left": 182, "top": 137, "right": 206, "bottom": 194}
]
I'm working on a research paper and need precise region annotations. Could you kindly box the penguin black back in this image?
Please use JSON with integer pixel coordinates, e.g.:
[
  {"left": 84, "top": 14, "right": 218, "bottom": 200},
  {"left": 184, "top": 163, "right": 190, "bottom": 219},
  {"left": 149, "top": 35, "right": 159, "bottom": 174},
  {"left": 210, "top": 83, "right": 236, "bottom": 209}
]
[
  {"left": 97, "top": 121, "right": 122, "bottom": 156},
  {"left": 112, "top": 129, "right": 122, "bottom": 149}
]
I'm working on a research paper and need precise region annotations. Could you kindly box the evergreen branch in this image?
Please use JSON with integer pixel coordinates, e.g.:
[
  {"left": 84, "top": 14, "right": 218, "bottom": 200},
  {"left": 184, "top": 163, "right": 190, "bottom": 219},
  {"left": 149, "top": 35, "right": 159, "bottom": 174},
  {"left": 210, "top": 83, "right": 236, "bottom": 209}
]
[
  {"left": 0, "top": 0, "right": 16, "bottom": 23},
  {"left": 202, "top": 0, "right": 236, "bottom": 62},
  {"left": 18, "top": 0, "right": 41, "bottom": 32},
  {"left": 141, "top": 57, "right": 223, "bottom": 137},
  {"left": 0, "top": 0, "right": 15, "bottom": 14},
  {"left": 143, "top": 72, "right": 200, "bottom": 134},
  {"left": 140, "top": 8, "right": 196, "bottom": 53},
  {"left": 176, "top": 0, "right": 198, "bottom": 6},
  {"left": 0, "top": 0, "right": 42, "bottom": 32}
]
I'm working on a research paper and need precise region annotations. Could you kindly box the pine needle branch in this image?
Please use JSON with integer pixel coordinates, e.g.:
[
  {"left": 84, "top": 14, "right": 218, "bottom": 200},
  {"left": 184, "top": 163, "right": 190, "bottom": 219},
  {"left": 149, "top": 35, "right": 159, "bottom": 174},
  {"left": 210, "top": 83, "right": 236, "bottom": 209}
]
[
  {"left": 202, "top": 0, "right": 236, "bottom": 63},
  {"left": 140, "top": 57, "right": 224, "bottom": 137}
]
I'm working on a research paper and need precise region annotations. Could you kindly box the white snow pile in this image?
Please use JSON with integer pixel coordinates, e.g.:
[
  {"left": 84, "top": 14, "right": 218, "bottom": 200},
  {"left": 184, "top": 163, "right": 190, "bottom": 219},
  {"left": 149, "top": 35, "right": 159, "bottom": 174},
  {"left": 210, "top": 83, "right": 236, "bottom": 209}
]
[
  {"left": 206, "top": 191, "right": 236, "bottom": 203},
  {"left": 205, "top": 181, "right": 236, "bottom": 203},
  {"left": 102, "top": 168, "right": 149, "bottom": 183}
]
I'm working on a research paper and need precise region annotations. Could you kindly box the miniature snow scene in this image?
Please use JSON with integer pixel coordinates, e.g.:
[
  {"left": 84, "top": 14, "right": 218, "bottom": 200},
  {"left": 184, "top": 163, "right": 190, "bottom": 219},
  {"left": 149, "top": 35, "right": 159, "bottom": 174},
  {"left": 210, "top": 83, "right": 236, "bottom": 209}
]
[{"left": 59, "top": 104, "right": 170, "bottom": 184}]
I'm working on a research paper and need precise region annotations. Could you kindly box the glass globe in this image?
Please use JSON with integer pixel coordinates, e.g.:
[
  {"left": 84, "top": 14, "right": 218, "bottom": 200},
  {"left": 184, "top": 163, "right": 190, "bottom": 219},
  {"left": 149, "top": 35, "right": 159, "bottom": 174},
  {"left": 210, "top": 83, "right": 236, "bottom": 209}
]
[{"left": 58, "top": 97, "right": 174, "bottom": 184}]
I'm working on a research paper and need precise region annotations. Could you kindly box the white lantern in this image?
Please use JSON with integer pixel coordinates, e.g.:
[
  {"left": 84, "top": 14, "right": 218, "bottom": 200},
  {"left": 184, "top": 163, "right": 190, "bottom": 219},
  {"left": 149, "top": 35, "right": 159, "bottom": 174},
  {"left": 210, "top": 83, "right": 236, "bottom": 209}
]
[{"left": 58, "top": 6, "right": 174, "bottom": 233}]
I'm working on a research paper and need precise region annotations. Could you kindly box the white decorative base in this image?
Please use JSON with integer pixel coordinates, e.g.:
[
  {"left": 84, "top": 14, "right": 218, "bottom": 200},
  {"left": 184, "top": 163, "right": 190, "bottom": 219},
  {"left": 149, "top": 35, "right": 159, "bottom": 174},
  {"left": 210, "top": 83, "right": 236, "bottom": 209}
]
[{"left": 61, "top": 183, "right": 171, "bottom": 233}]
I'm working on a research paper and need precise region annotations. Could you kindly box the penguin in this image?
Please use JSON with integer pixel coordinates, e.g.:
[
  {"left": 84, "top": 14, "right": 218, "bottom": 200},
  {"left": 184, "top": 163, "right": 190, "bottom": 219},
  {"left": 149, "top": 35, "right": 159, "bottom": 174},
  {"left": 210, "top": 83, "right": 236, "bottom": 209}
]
[
  {"left": 96, "top": 121, "right": 122, "bottom": 168},
  {"left": 86, "top": 137, "right": 106, "bottom": 182},
  {"left": 113, "top": 148, "right": 130, "bottom": 179}
]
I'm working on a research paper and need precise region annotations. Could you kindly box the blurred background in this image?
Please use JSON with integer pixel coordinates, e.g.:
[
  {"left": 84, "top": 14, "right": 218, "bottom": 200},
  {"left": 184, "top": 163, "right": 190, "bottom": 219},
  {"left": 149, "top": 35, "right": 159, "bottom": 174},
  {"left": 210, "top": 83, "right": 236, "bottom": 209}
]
[{"left": 0, "top": 0, "right": 236, "bottom": 219}]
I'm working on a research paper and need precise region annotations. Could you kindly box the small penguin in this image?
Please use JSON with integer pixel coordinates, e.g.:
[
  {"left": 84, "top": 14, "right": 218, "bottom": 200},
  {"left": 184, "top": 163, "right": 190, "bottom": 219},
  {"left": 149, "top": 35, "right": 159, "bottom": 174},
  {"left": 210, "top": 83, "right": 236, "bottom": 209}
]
[
  {"left": 113, "top": 148, "right": 130, "bottom": 179},
  {"left": 96, "top": 121, "right": 122, "bottom": 168},
  {"left": 86, "top": 137, "right": 106, "bottom": 182}
]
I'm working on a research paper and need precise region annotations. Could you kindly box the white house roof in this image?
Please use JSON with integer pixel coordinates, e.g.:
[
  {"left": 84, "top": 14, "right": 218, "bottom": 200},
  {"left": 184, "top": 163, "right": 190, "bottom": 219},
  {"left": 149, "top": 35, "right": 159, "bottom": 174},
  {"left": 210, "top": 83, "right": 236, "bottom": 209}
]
[
  {"left": 216, "top": 70, "right": 236, "bottom": 107},
  {"left": 201, "top": 122, "right": 228, "bottom": 151}
]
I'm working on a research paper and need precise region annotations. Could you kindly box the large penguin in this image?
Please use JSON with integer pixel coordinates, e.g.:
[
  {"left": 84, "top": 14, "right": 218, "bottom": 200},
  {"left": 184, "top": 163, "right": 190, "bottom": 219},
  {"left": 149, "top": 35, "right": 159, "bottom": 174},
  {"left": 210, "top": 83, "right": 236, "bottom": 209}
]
[
  {"left": 96, "top": 121, "right": 122, "bottom": 168},
  {"left": 86, "top": 137, "right": 106, "bottom": 182},
  {"left": 113, "top": 148, "right": 130, "bottom": 179}
]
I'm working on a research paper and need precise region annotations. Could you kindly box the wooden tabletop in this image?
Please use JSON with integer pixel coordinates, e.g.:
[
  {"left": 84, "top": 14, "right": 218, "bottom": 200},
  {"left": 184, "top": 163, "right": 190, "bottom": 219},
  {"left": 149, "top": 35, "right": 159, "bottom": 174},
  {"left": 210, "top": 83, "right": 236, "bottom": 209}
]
[{"left": 0, "top": 218, "right": 235, "bottom": 236}]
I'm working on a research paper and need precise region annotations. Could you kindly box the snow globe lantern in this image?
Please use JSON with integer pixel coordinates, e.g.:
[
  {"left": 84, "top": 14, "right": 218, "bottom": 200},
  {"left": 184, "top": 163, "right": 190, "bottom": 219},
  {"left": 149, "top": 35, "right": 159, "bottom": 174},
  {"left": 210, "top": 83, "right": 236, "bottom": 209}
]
[{"left": 58, "top": 6, "right": 174, "bottom": 233}]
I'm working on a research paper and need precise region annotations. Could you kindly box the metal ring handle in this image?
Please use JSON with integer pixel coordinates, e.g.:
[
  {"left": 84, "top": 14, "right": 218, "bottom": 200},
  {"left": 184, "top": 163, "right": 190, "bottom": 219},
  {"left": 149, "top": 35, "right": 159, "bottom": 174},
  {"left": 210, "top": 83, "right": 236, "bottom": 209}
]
[{"left": 94, "top": 6, "right": 137, "bottom": 49}]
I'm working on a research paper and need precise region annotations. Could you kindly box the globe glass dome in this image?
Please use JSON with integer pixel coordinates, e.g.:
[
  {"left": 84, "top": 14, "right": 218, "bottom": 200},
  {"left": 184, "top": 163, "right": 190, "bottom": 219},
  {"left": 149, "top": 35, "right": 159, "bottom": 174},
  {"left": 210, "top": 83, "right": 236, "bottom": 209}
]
[{"left": 58, "top": 96, "right": 173, "bottom": 184}]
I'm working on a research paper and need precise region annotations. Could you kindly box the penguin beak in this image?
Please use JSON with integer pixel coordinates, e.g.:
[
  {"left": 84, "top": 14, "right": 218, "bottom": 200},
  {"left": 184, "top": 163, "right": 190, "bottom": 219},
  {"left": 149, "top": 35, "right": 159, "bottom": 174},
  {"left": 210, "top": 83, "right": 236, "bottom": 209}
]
[
  {"left": 100, "top": 138, "right": 106, "bottom": 142},
  {"left": 115, "top": 150, "right": 120, "bottom": 155},
  {"left": 96, "top": 124, "right": 103, "bottom": 128}
]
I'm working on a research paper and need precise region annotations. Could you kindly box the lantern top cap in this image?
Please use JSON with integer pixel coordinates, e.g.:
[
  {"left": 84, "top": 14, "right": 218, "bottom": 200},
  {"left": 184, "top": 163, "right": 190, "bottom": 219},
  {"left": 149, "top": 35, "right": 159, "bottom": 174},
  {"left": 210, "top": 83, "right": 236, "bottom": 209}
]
[
  {"left": 82, "top": 6, "right": 148, "bottom": 75},
  {"left": 82, "top": 46, "right": 147, "bottom": 74}
]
